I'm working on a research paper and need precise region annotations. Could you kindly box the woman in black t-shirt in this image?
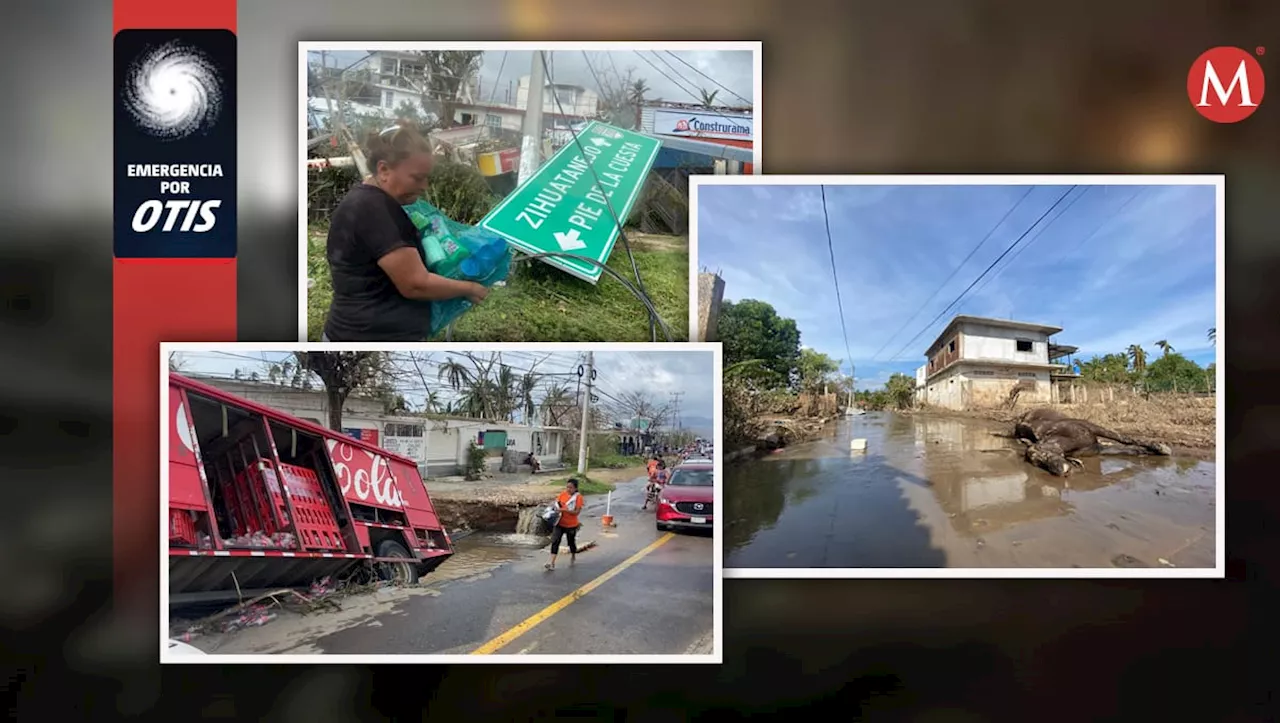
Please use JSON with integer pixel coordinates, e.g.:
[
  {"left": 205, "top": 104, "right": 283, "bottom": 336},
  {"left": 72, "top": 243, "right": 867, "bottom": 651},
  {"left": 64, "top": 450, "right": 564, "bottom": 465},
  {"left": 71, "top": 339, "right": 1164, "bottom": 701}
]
[{"left": 322, "top": 124, "right": 488, "bottom": 342}]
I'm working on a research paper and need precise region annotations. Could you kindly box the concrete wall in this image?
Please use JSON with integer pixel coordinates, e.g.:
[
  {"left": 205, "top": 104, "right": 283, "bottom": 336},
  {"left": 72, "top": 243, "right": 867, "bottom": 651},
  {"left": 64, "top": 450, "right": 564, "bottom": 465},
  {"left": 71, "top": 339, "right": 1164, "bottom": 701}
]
[
  {"left": 697, "top": 273, "right": 725, "bottom": 342},
  {"left": 922, "top": 365, "right": 1051, "bottom": 410},
  {"left": 963, "top": 367, "right": 1052, "bottom": 407},
  {"left": 189, "top": 377, "right": 567, "bottom": 476},
  {"left": 923, "top": 366, "right": 965, "bottom": 410},
  {"left": 960, "top": 323, "right": 1051, "bottom": 364}
]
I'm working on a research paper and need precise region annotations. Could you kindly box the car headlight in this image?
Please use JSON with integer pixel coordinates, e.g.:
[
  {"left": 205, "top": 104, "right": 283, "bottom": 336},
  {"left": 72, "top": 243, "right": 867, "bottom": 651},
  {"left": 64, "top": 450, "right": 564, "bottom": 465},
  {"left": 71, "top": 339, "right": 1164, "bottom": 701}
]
[{"left": 659, "top": 498, "right": 676, "bottom": 506}]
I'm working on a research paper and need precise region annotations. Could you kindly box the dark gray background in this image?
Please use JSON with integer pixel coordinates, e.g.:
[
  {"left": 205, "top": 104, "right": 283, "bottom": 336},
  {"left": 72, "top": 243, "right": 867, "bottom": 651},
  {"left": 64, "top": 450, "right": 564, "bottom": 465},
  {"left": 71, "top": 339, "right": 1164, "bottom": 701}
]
[{"left": 2, "top": 0, "right": 1274, "bottom": 719}]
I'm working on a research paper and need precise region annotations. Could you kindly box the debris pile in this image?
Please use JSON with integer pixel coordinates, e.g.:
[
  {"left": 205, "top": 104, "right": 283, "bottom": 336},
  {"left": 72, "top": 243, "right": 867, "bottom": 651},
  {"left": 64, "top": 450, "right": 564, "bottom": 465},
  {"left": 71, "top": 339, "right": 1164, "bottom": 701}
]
[
  {"left": 170, "top": 568, "right": 405, "bottom": 643},
  {"left": 225, "top": 531, "right": 298, "bottom": 549}
]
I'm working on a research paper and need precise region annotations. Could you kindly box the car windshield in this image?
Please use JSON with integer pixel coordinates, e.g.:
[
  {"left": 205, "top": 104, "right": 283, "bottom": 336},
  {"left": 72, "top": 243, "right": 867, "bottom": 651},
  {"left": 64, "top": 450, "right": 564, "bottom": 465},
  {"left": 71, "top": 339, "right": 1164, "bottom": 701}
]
[{"left": 667, "top": 468, "right": 712, "bottom": 486}]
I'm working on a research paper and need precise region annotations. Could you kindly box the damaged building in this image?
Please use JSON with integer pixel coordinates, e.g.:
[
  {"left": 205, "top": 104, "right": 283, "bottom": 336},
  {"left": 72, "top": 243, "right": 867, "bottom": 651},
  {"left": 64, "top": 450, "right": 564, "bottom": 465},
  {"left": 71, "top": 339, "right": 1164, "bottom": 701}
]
[{"left": 914, "top": 315, "right": 1079, "bottom": 410}]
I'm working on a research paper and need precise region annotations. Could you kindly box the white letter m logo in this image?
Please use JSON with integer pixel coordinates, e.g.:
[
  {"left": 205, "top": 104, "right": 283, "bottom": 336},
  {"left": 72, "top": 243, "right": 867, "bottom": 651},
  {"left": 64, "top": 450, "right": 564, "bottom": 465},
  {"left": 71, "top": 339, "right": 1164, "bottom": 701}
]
[{"left": 1198, "top": 60, "right": 1258, "bottom": 107}]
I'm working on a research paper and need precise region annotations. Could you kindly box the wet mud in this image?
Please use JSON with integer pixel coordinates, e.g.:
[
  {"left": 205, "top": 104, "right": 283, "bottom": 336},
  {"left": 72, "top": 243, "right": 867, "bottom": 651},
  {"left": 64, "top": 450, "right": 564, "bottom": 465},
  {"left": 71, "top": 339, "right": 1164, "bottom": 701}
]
[{"left": 725, "top": 412, "right": 1216, "bottom": 569}]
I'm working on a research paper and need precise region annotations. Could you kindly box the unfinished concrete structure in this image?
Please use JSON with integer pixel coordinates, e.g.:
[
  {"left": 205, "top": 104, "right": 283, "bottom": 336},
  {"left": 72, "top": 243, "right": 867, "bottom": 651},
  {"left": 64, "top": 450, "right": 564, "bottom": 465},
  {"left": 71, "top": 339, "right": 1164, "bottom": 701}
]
[
  {"left": 915, "top": 316, "right": 1072, "bottom": 410},
  {"left": 696, "top": 272, "right": 725, "bottom": 342}
]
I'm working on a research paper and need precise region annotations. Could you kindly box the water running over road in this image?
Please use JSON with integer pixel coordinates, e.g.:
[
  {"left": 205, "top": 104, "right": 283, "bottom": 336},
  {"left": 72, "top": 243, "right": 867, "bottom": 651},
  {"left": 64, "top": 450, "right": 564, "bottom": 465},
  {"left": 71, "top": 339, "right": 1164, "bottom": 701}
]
[{"left": 725, "top": 412, "right": 1216, "bottom": 569}]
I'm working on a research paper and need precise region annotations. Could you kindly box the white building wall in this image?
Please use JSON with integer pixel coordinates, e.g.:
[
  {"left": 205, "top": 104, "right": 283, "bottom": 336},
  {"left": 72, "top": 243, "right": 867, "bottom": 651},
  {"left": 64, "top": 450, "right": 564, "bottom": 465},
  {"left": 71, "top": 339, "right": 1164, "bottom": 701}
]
[
  {"left": 515, "top": 75, "right": 599, "bottom": 117},
  {"left": 960, "top": 323, "right": 1051, "bottom": 364},
  {"left": 924, "top": 367, "right": 966, "bottom": 410},
  {"left": 453, "top": 106, "right": 523, "bottom": 132}
]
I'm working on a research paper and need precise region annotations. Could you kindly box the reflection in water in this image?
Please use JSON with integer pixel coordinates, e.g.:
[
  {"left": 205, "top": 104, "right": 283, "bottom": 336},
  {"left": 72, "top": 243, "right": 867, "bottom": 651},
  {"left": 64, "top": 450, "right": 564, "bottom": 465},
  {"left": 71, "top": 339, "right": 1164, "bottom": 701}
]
[
  {"left": 430, "top": 532, "right": 542, "bottom": 585},
  {"left": 726, "top": 412, "right": 1216, "bottom": 568}
]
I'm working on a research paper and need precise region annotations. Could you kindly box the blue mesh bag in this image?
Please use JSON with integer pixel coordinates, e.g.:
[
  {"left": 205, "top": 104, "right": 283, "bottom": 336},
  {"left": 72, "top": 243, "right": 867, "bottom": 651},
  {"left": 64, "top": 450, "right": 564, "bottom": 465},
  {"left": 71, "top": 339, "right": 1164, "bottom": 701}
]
[{"left": 402, "top": 198, "right": 512, "bottom": 337}]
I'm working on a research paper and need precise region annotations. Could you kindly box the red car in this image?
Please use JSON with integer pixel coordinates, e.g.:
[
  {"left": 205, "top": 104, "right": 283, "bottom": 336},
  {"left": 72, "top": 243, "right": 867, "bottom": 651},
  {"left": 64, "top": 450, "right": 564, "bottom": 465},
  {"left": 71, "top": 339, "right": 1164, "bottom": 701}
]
[{"left": 655, "top": 461, "right": 713, "bottom": 533}]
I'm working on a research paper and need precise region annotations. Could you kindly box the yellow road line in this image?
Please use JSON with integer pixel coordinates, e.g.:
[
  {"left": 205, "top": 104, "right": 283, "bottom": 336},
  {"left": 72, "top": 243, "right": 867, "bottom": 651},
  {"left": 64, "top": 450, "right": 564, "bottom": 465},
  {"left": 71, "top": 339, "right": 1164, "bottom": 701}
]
[{"left": 470, "top": 532, "right": 676, "bottom": 655}]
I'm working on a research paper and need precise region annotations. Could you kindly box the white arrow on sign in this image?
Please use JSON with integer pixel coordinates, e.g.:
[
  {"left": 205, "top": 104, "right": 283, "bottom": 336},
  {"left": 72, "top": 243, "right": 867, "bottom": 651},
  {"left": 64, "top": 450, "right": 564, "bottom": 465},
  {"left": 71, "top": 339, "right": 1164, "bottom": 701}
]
[
  {"left": 553, "top": 228, "right": 588, "bottom": 251},
  {"left": 589, "top": 137, "right": 611, "bottom": 147}
]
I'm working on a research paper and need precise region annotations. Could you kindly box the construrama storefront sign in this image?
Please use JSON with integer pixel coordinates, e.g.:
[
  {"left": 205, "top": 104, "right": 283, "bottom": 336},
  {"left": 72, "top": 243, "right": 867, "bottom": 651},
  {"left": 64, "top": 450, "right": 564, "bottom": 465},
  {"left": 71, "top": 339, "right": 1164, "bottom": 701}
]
[{"left": 652, "top": 108, "right": 753, "bottom": 142}]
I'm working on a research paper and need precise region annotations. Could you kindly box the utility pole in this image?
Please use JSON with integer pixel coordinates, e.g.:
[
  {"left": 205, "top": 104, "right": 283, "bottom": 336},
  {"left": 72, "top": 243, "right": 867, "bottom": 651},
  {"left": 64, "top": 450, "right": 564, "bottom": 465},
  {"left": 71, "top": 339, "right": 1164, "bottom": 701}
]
[
  {"left": 518, "top": 51, "right": 547, "bottom": 186},
  {"left": 576, "top": 351, "right": 595, "bottom": 475},
  {"left": 848, "top": 364, "right": 855, "bottom": 410},
  {"left": 669, "top": 391, "right": 684, "bottom": 430}
]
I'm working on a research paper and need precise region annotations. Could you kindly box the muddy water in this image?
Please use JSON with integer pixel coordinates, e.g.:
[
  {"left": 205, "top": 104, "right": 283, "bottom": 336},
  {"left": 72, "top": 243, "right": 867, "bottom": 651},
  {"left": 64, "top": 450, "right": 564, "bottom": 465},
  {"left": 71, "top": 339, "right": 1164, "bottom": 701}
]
[{"left": 725, "top": 412, "right": 1216, "bottom": 569}]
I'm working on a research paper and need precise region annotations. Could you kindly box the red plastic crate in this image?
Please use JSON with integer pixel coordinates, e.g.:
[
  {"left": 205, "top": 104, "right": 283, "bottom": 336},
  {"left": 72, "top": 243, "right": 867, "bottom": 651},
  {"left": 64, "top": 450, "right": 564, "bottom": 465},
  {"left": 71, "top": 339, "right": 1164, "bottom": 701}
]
[
  {"left": 275, "top": 463, "right": 345, "bottom": 551},
  {"left": 234, "top": 462, "right": 282, "bottom": 536},
  {"left": 169, "top": 508, "right": 198, "bottom": 545}
]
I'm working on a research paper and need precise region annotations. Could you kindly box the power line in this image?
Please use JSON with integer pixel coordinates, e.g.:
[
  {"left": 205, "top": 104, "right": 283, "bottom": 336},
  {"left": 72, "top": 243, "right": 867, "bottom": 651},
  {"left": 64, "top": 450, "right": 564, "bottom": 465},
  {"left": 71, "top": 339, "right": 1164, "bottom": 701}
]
[
  {"left": 820, "top": 186, "right": 856, "bottom": 379},
  {"left": 629, "top": 51, "right": 751, "bottom": 127},
  {"left": 663, "top": 51, "right": 751, "bottom": 106},
  {"left": 887, "top": 185, "right": 1078, "bottom": 362},
  {"left": 487, "top": 51, "right": 507, "bottom": 104},
  {"left": 870, "top": 186, "right": 1035, "bottom": 361},
  {"left": 650, "top": 51, "right": 704, "bottom": 98},
  {"left": 580, "top": 51, "right": 612, "bottom": 109},
  {"left": 960, "top": 186, "right": 1091, "bottom": 313},
  {"left": 539, "top": 50, "right": 666, "bottom": 341}
]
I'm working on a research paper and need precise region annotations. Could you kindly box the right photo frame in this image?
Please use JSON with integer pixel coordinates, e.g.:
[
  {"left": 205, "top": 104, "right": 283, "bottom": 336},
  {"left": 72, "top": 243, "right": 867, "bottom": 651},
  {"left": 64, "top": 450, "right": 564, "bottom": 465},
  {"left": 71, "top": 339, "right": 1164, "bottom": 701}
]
[{"left": 692, "top": 174, "right": 1224, "bottom": 579}]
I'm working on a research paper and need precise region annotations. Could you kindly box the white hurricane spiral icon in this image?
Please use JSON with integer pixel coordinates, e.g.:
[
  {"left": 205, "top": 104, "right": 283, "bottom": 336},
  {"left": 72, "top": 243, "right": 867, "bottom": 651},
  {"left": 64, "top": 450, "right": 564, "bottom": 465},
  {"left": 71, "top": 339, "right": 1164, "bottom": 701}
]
[{"left": 124, "top": 41, "right": 222, "bottom": 140}]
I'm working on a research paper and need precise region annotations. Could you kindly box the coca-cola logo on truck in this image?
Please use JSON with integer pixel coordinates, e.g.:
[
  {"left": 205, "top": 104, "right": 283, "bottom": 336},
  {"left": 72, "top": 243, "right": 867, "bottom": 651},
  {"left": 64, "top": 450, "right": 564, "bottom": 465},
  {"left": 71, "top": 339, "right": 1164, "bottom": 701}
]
[{"left": 325, "top": 438, "right": 405, "bottom": 508}]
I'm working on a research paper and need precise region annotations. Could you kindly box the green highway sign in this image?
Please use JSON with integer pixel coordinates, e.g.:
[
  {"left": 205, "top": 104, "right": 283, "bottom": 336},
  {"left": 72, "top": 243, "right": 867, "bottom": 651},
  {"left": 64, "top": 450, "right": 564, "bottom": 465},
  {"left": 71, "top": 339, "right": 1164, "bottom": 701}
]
[{"left": 480, "top": 121, "right": 662, "bottom": 284}]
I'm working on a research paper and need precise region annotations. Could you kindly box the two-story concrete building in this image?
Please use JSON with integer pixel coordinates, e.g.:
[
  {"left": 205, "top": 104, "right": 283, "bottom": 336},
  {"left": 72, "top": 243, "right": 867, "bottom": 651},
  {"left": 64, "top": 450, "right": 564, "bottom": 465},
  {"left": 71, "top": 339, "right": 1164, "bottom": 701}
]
[{"left": 915, "top": 315, "right": 1070, "bottom": 410}]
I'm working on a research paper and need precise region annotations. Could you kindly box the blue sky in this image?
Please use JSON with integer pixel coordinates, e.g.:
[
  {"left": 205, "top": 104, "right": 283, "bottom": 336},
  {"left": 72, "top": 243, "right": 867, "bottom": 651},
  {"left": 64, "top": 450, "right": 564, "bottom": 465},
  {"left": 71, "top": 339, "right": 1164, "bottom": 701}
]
[{"left": 698, "top": 183, "right": 1218, "bottom": 390}]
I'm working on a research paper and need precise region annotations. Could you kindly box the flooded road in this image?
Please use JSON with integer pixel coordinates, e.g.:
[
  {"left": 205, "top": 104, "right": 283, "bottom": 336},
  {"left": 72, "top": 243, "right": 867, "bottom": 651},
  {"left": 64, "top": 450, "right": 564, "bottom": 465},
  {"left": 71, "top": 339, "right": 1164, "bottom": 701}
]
[{"left": 725, "top": 413, "right": 1216, "bottom": 569}]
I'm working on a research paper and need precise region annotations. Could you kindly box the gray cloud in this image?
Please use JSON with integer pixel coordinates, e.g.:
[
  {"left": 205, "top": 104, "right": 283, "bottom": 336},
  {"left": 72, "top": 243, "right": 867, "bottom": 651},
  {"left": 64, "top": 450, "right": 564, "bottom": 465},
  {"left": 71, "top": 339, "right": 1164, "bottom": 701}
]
[{"left": 477, "top": 49, "right": 754, "bottom": 107}]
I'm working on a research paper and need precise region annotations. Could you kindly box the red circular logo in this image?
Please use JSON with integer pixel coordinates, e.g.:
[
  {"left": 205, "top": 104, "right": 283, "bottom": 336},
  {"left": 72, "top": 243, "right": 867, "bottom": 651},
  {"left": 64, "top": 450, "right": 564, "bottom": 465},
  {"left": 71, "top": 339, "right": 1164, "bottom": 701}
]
[
  {"left": 1188, "top": 46, "right": 1265, "bottom": 123},
  {"left": 674, "top": 119, "right": 690, "bottom": 131}
]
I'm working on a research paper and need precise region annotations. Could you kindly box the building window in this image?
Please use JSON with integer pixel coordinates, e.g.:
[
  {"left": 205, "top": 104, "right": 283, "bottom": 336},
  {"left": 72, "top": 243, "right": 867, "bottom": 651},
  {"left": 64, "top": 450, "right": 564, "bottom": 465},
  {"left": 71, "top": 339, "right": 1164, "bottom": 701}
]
[
  {"left": 383, "top": 90, "right": 394, "bottom": 108},
  {"left": 948, "top": 340, "right": 956, "bottom": 353},
  {"left": 485, "top": 113, "right": 502, "bottom": 128},
  {"left": 385, "top": 423, "right": 423, "bottom": 437},
  {"left": 1016, "top": 339, "right": 1033, "bottom": 352},
  {"left": 381, "top": 58, "right": 397, "bottom": 74},
  {"left": 1018, "top": 372, "right": 1037, "bottom": 378}
]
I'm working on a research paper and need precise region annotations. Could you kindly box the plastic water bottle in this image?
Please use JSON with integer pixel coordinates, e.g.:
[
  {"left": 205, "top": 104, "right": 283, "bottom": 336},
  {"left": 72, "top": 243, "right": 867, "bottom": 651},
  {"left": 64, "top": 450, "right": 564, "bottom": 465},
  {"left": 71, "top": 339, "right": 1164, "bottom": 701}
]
[{"left": 422, "top": 235, "right": 447, "bottom": 268}]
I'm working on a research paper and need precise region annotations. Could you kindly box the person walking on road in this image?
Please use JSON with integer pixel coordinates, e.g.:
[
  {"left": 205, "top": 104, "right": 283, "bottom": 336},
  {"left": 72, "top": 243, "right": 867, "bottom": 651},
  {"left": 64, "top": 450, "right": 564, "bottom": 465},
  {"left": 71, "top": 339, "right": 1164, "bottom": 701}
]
[{"left": 545, "top": 478, "right": 585, "bottom": 571}]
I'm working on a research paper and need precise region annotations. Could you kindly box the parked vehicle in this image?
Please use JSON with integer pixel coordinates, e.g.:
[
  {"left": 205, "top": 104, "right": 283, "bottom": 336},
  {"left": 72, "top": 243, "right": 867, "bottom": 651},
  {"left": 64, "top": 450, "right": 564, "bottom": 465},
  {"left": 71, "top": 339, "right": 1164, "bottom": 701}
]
[
  {"left": 167, "top": 374, "right": 453, "bottom": 605},
  {"left": 655, "top": 461, "right": 713, "bottom": 533}
]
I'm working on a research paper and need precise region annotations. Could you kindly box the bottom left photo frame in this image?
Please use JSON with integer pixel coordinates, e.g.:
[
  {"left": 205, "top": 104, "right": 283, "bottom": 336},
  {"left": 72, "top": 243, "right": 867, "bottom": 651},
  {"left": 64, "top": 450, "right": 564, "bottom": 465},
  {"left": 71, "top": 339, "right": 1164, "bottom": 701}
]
[{"left": 160, "top": 341, "right": 722, "bottom": 664}]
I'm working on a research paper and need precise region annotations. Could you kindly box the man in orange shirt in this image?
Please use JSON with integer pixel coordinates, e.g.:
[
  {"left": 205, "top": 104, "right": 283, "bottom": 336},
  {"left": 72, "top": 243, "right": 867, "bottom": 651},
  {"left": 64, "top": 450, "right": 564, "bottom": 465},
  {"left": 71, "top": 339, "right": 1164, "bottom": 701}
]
[{"left": 545, "top": 478, "right": 585, "bottom": 571}]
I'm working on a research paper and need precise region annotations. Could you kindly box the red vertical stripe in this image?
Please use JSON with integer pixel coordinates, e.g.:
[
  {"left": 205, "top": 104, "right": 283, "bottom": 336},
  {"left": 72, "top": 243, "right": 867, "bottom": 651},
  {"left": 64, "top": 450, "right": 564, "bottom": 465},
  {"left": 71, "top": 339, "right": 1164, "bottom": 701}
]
[
  {"left": 113, "top": 0, "right": 237, "bottom": 32},
  {"left": 113, "top": 0, "right": 237, "bottom": 611}
]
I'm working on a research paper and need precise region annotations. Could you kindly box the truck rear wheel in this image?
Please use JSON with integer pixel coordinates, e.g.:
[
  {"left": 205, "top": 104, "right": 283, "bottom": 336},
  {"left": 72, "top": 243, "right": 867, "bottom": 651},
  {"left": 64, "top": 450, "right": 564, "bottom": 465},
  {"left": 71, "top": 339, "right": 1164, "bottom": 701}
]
[{"left": 375, "top": 539, "right": 419, "bottom": 585}]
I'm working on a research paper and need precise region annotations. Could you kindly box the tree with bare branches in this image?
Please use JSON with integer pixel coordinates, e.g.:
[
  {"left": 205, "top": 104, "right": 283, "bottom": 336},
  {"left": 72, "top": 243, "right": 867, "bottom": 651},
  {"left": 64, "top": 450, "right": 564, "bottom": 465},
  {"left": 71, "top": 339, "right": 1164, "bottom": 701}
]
[{"left": 294, "top": 352, "right": 400, "bottom": 431}]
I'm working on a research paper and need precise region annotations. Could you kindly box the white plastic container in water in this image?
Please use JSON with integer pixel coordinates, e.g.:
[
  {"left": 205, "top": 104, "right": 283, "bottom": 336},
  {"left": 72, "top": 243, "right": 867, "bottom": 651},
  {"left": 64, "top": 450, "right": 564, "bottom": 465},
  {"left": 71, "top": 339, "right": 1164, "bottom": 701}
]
[{"left": 850, "top": 438, "right": 868, "bottom": 452}]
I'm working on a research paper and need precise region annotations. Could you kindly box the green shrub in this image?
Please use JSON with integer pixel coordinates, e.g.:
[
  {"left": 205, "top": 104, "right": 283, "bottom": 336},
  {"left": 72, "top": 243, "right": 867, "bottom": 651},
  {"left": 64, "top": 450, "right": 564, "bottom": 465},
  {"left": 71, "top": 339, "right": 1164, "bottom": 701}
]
[{"left": 464, "top": 444, "right": 487, "bottom": 481}]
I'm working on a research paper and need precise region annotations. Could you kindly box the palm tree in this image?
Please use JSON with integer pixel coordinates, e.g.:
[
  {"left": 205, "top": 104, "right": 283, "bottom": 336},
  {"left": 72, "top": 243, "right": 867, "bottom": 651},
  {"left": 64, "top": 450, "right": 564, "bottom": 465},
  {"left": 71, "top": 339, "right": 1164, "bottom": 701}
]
[
  {"left": 436, "top": 358, "right": 472, "bottom": 392},
  {"left": 540, "top": 381, "right": 575, "bottom": 426},
  {"left": 516, "top": 371, "right": 541, "bottom": 423},
  {"left": 629, "top": 79, "right": 649, "bottom": 106},
  {"left": 1126, "top": 344, "right": 1147, "bottom": 373},
  {"left": 1207, "top": 327, "right": 1216, "bottom": 346},
  {"left": 697, "top": 87, "right": 719, "bottom": 107},
  {"left": 422, "top": 389, "right": 442, "bottom": 413},
  {"left": 1155, "top": 339, "right": 1174, "bottom": 356}
]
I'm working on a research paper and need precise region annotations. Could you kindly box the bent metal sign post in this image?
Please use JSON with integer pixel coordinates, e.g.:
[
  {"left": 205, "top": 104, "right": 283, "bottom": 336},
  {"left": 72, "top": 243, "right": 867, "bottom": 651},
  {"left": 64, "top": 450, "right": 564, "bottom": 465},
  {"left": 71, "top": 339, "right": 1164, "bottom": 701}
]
[{"left": 481, "top": 121, "right": 662, "bottom": 284}]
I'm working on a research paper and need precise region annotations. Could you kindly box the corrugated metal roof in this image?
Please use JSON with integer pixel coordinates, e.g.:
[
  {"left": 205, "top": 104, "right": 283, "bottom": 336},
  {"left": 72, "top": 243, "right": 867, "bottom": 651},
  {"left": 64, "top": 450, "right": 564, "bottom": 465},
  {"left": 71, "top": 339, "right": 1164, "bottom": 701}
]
[{"left": 648, "top": 134, "right": 754, "bottom": 162}]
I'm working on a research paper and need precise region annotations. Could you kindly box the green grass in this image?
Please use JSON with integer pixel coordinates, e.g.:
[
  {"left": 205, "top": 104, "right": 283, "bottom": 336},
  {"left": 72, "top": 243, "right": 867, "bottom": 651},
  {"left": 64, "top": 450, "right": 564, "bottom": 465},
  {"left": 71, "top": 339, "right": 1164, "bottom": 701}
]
[
  {"left": 306, "top": 223, "right": 690, "bottom": 342},
  {"left": 544, "top": 475, "right": 616, "bottom": 495}
]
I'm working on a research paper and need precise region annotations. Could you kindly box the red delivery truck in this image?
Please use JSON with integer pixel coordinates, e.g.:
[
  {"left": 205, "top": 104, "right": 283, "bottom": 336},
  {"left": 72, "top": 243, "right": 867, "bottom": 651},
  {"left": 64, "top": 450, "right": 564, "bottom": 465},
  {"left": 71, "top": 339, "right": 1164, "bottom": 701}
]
[{"left": 167, "top": 374, "right": 453, "bottom": 604}]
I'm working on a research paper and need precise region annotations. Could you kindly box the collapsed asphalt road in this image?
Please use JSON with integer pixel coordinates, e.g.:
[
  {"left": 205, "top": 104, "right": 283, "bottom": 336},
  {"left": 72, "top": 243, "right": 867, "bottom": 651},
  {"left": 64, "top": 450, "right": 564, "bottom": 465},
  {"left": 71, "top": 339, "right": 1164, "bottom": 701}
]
[{"left": 196, "top": 475, "right": 716, "bottom": 656}]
